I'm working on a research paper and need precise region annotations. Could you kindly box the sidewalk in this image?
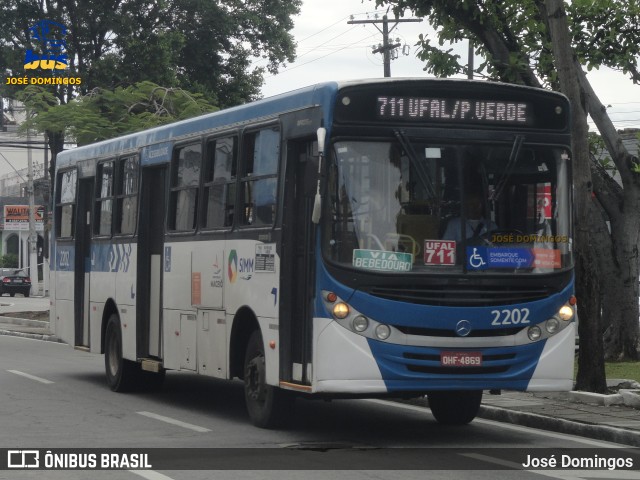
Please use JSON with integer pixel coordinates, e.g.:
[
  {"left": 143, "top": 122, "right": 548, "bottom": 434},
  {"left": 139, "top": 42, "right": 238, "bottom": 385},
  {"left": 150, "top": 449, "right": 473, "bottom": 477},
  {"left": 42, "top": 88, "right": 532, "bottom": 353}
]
[
  {"left": 0, "top": 295, "right": 61, "bottom": 343},
  {"left": 480, "top": 388, "right": 640, "bottom": 446},
  {"left": 1, "top": 305, "right": 640, "bottom": 446}
]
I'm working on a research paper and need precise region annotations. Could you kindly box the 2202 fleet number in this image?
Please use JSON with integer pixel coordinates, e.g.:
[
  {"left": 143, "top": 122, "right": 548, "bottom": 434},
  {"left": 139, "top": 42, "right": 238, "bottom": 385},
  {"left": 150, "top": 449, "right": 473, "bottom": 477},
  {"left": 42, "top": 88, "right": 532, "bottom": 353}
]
[{"left": 490, "top": 308, "right": 530, "bottom": 326}]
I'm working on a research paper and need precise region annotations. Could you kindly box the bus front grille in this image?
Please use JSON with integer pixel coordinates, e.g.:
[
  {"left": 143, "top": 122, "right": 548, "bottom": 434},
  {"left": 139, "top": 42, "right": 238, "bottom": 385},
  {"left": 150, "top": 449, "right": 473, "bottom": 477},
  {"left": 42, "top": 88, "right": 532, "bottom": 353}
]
[{"left": 364, "top": 285, "right": 553, "bottom": 307}]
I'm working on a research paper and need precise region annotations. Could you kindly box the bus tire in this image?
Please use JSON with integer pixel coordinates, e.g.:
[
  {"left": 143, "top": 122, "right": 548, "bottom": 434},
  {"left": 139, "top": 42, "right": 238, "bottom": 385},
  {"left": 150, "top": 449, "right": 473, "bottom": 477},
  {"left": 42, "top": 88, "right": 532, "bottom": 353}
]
[
  {"left": 243, "top": 330, "right": 292, "bottom": 428},
  {"left": 104, "top": 314, "right": 138, "bottom": 392},
  {"left": 427, "top": 390, "right": 482, "bottom": 425}
]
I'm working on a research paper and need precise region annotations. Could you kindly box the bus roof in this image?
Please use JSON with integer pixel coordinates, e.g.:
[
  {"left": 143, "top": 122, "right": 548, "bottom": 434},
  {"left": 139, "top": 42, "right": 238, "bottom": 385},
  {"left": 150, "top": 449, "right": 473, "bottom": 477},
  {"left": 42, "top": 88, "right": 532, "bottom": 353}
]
[
  {"left": 55, "top": 81, "right": 341, "bottom": 167},
  {"left": 55, "top": 78, "right": 567, "bottom": 168}
]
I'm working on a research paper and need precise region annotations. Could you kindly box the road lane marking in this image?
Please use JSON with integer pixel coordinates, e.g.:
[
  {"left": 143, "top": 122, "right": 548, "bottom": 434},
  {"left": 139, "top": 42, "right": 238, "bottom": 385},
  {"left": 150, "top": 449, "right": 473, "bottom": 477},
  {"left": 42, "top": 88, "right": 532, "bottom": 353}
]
[
  {"left": 130, "top": 470, "right": 176, "bottom": 480},
  {"left": 364, "top": 399, "right": 626, "bottom": 448},
  {"left": 137, "top": 411, "right": 211, "bottom": 433},
  {"left": 7, "top": 370, "right": 54, "bottom": 384}
]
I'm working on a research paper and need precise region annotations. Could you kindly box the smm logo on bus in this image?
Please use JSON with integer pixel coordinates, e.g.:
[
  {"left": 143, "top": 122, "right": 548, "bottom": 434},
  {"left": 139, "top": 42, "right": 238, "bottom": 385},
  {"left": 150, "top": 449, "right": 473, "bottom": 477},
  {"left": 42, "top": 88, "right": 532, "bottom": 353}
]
[
  {"left": 228, "top": 249, "right": 254, "bottom": 283},
  {"left": 228, "top": 250, "right": 238, "bottom": 283}
]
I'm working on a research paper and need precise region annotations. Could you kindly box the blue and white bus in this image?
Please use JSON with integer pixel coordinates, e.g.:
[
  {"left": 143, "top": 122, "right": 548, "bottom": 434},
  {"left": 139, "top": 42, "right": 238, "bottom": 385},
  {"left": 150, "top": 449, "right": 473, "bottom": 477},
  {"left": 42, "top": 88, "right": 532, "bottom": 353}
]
[{"left": 52, "top": 78, "right": 575, "bottom": 427}]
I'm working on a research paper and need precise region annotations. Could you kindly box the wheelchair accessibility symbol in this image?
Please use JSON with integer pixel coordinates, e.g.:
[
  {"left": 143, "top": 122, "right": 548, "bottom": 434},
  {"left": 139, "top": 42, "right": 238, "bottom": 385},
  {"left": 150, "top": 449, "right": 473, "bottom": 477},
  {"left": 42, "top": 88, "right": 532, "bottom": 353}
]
[
  {"left": 467, "top": 247, "right": 488, "bottom": 270},
  {"left": 469, "top": 248, "right": 486, "bottom": 268}
]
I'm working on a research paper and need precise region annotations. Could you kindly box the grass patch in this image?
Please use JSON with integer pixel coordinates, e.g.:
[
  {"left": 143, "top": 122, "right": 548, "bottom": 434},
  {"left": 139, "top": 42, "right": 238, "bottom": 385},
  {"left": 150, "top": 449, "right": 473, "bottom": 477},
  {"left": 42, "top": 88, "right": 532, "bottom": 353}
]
[
  {"left": 605, "top": 362, "right": 640, "bottom": 384},
  {"left": 574, "top": 358, "right": 640, "bottom": 384}
]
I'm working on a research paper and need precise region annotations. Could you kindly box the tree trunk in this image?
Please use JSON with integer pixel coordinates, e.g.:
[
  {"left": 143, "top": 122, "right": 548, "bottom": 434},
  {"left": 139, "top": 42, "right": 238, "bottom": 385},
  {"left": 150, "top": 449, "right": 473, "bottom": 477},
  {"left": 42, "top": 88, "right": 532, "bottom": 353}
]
[
  {"left": 602, "top": 196, "right": 640, "bottom": 360},
  {"left": 542, "top": 0, "right": 607, "bottom": 392},
  {"left": 575, "top": 61, "right": 640, "bottom": 361}
]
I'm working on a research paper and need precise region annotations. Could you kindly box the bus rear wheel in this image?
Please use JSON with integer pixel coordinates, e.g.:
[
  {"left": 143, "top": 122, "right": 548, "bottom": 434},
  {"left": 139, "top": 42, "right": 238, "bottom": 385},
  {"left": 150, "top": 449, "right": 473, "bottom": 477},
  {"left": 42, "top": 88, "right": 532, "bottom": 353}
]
[
  {"left": 428, "top": 390, "right": 483, "bottom": 425},
  {"left": 244, "top": 330, "right": 292, "bottom": 428},
  {"left": 104, "top": 314, "right": 138, "bottom": 392}
]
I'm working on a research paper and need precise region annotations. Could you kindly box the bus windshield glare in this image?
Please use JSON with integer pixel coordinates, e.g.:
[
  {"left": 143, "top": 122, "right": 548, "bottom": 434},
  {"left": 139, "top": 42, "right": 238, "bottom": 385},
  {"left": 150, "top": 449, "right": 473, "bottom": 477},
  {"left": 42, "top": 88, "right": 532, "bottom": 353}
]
[{"left": 323, "top": 138, "right": 572, "bottom": 274}]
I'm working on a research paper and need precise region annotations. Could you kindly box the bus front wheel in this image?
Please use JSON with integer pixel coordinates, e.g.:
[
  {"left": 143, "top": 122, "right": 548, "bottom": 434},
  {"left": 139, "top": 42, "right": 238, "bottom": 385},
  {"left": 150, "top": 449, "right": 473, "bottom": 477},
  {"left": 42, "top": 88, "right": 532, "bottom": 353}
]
[
  {"left": 428, "top": 390, "right": 483, "bottom": 425},
  {"left": 104, "top": 314, "right": 138, "bottom": 392},
  {"left": 243, "top": 330, "right": 292, "bottom": 428}
]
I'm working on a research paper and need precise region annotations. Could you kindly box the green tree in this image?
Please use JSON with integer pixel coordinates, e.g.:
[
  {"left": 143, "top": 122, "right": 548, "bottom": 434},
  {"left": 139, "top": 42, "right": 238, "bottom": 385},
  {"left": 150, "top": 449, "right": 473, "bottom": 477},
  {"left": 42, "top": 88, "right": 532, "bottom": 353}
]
[
  {"left": 377, "top": 0, "right": 640, "bottom": 391},
  {"left": 19, "top": 81, "right": 218, "bottom": 146},
  {"left": 0, "top": 0, "right": 300, "bottom": 184},
  {"left": 0, "top": 0, "right": 300, "bottom": 106},
  {"left": 0, "top": 254, "right": 18, "bottom": 268}
]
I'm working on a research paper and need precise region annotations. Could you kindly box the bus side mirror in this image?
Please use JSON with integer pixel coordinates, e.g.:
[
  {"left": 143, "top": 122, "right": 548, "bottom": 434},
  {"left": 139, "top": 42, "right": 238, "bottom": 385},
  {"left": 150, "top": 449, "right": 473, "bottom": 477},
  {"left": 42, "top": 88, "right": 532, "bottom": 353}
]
[{"left": 311, "top": 127, "right": 326, "bottom": 224}]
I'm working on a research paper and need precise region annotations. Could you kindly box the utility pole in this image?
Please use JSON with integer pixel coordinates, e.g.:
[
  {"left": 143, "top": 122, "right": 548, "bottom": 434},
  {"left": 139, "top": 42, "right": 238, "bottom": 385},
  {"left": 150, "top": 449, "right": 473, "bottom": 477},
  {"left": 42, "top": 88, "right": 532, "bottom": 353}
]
[
  {"left": 348, "top": 15, "right": 422, "bottom": 77},
  {"left": 27, "top": 109, "right": 40, "bottom": 295},
  {"left": 467, "top": 39, "right": 474, "bottom": 79},
  {"left": 26, "top": 111, "right": 38, "bottom": 296}
]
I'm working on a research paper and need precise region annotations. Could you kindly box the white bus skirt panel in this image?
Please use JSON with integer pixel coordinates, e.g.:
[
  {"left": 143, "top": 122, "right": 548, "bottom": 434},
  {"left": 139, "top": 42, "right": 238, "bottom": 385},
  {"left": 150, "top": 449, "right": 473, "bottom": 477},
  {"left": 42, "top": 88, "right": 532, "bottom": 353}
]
[
  {"left": 312, "top": 317, "right": 386, "bottom": 394},
  {"left": 527, "top": 322, "right": 576, "bottom": 391}
]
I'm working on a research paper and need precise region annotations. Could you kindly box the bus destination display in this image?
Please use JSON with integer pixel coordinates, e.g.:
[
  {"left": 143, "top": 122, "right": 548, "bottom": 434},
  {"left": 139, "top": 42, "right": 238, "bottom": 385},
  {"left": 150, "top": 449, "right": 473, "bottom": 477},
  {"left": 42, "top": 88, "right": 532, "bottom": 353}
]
[{"left": 377, "top": 96, "right": 531, "bottom": 125}]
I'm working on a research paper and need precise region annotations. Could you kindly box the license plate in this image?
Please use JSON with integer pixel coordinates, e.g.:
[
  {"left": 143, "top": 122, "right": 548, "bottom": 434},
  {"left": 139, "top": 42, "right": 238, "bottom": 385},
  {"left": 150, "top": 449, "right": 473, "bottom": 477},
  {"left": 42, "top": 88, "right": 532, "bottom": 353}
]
[
  {"left": 440, "top": 351, "right": 482, "bottom": 367},
  {"left": 13, "top": 279, "right": 22, "bottom": 283}
]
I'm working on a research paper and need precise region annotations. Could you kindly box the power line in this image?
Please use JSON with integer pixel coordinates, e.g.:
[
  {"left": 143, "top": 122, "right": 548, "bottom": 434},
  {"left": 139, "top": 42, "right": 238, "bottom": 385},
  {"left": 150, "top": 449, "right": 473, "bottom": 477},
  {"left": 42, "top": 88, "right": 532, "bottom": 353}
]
[
  {"left": 297, "top": 15, "right": 351, "bottom": 44},
  {"left": 296, "top": 26, "right": 358, "bottom": 59},
  {"left": 264, "top": 31, "right": 381, "bottom": 78}
]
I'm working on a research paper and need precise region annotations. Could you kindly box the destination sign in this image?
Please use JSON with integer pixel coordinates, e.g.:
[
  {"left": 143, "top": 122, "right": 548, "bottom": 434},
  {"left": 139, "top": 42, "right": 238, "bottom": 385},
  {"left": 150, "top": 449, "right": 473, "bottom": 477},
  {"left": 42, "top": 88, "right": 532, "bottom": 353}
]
[{"left": 377, "top": 96, "right": 530, "bottom": 125}]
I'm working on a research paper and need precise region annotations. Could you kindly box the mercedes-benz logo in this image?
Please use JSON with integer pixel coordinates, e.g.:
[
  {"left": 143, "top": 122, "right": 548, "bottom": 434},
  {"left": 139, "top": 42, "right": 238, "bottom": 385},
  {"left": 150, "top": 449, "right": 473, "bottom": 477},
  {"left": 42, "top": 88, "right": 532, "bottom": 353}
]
[{"left": 455, "top": 320, "right": 472, "bottom": 337}]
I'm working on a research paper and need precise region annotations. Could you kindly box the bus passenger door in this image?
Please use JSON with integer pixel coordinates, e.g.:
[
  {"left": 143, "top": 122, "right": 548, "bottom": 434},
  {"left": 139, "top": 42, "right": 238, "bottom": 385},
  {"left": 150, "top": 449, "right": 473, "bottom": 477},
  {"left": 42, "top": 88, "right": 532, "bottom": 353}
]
[
  {"left": 137, "top": 166, "right": 167, "bottom": 359},
  {"left": 74, "top": 177, "right": 93, "bottom": 347},
  {"left": 280, "top": 139, "right": 317, "bottom": 386}
]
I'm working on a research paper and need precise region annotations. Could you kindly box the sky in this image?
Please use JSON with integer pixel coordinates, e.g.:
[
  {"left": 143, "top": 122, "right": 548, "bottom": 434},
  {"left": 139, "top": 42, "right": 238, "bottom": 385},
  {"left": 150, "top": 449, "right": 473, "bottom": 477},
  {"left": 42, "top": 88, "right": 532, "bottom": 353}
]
[{"left": 257, "top": 0, "right": 640, "bottom": 132}]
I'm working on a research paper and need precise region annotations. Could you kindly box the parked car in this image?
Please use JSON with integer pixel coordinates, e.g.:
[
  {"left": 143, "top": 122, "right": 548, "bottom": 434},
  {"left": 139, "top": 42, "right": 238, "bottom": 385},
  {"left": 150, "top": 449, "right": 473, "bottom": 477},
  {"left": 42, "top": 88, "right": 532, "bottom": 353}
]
[{"left": 0, "top": 269, "right": 31, "bottom": 297}]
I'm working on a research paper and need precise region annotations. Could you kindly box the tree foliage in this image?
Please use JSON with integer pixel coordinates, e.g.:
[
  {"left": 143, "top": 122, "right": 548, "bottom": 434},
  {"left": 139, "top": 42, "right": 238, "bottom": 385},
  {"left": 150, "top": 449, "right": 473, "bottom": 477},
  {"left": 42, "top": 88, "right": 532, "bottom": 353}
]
[
  {"left": 18, "top": 81, "right": 218, "bottom": 145},
  {"left": 0, "top": 0, "right": 301, "bottom": 107},
  {"left": 382, "top": 0, "right": 640, "bottom": 88}
]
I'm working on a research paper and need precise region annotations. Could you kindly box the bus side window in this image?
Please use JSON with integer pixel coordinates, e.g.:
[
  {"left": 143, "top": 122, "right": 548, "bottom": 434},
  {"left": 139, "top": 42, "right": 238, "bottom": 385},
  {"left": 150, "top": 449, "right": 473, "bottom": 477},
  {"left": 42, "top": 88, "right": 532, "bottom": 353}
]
[
  {"left": 94, "top": 160, "right": 114, "bottom": 236},
  {"left": 203, "top": 136, "right": 237, "bottom": 228},
  {"left": 241, "top": 128, "right": 279, "bottom": 226},
  {"left": 55, "top": 169, "right": 78, "bottom": 238},
  {"left": 168, "top": 143, "right": 201, "bottom": 231},
  {"left": 115, "top": 156, "right": 139, "bottom": 235}
]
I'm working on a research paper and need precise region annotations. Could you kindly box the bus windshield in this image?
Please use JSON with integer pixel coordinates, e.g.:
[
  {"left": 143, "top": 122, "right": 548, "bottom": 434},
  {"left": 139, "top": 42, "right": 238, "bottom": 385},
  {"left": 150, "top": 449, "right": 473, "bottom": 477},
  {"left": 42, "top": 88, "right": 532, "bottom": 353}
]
[{"left": 323, "top": 138, "right": 572, "bottom": 274}]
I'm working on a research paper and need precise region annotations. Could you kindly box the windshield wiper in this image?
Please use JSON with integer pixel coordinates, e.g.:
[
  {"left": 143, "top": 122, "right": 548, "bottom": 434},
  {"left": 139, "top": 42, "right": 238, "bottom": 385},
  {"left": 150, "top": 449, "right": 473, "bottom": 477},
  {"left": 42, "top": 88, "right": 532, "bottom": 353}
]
[
  {"left": 393, "top": 129, "right": 437, "bottom": 199},
  {"left": 491, "top": 135, "right": 524, "bottom": 202}
]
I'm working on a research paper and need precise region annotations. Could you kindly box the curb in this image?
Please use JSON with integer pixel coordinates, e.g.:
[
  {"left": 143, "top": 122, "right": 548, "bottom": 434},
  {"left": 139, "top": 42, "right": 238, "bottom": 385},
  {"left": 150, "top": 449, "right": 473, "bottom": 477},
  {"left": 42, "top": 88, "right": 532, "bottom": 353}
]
[
  {"left": 0, "top": 315, "right": 49, "bottom": 328},
  {"left": 478, "top": 404, "right": 640, "bottom": 447},
  {"left": 0, "top": 328, "right": 64, "bottom": 344}
]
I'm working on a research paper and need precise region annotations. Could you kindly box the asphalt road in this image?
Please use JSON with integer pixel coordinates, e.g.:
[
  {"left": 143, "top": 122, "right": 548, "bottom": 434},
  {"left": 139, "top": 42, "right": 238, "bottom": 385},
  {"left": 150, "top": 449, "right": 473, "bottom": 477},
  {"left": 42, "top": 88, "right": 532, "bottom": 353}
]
[{"left": 1, "top": 334, "right": 639, "bottom": 480}]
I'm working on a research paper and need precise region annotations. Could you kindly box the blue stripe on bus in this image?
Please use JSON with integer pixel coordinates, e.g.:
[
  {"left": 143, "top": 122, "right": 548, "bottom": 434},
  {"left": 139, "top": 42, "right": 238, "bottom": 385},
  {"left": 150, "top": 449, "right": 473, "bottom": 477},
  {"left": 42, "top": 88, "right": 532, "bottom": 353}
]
[
  {"left": 90, "top": 244, "right": 133, "bottom": 273},
  {"left": 55, "top": 245, "right": 75, "bottom": 271}
]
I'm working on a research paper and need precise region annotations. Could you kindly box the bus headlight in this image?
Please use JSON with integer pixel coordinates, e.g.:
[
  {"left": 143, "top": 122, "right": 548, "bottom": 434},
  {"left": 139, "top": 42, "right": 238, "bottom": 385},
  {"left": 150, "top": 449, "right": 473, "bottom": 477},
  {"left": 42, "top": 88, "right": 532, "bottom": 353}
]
[
  {"left": 545, "top": 317, "right": 560, "bottom": 334},
  {"left": 528, "top": 326, "right": 542, "bottom": 341},
  {"left": 333, "top": 302, "right": 350, "bottom": 319},
  {"left": 352, "top": 315, "right": 369, "bottom": 332},
  {"left": 375, "top": 324, "right": 391, "bottom": 340},
  {"left": 558, "top": 305, "right": 574, "bottom": 321}
]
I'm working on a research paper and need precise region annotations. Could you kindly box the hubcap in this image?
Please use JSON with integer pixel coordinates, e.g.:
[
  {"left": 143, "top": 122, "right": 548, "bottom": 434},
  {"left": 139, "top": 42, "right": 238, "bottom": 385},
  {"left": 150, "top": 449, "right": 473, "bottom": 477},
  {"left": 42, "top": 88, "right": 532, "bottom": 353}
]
[
  {"left": 246, "top": 353, "right": 266, "bottom": 404},
  {"left": 107, "top": 329, "right": 119, "bottom": 376}
]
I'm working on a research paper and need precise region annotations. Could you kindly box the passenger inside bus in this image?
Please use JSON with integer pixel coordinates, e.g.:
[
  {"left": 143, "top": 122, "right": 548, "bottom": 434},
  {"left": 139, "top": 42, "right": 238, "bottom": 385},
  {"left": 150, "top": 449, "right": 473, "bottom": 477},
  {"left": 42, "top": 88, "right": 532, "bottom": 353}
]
[{"left": 442, "top": 190, "right": 497, "bottom": 242}]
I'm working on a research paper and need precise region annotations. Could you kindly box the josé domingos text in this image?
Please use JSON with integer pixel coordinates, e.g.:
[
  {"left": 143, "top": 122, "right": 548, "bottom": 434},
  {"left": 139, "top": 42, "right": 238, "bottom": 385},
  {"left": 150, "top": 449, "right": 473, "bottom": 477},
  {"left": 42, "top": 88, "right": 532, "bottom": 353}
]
[
  {"left": 522, "top": 454, "right": 634, "bottom": 470},
  {"left": 491, "top": 234, "right": 569, "bottom": 243}
]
